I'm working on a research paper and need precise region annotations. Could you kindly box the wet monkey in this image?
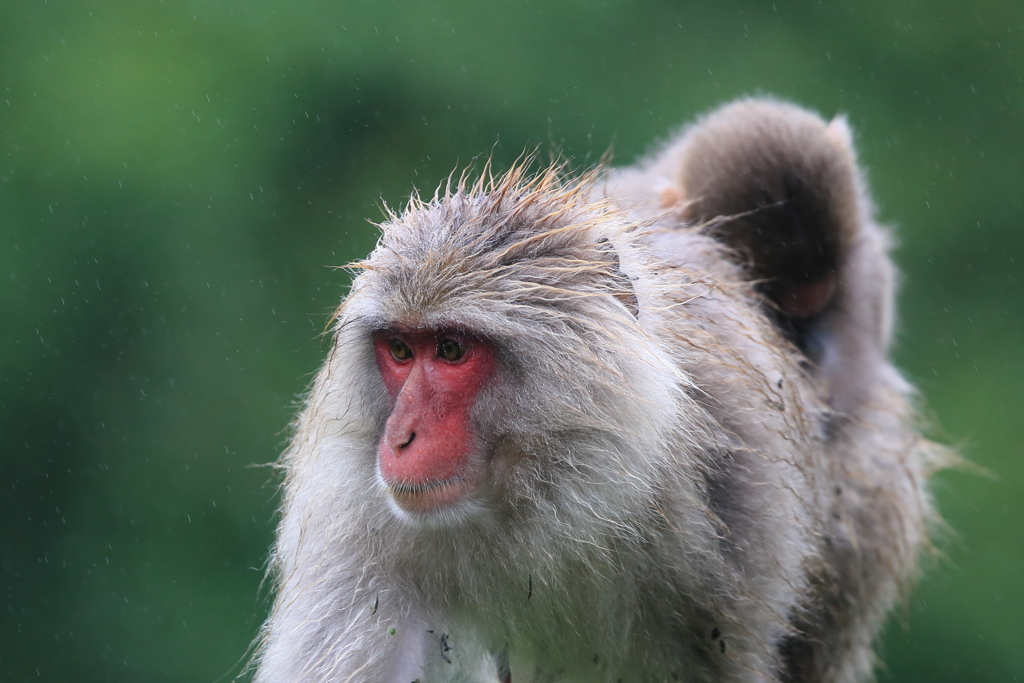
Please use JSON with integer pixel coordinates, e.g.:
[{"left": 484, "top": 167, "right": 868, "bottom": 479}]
[{"left": 253, "top": 99, "right": 944, "bottom": 683}]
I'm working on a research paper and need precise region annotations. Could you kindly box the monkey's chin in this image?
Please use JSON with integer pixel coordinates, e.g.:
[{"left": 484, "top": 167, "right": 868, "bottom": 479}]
[{"left": 383, "top": 476, "right": 480, "bottom": 522}]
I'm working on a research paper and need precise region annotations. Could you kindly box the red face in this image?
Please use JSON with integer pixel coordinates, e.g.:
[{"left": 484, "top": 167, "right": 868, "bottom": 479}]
[{"left": 373, "top": 328, "right": 496, "bottom": 516}]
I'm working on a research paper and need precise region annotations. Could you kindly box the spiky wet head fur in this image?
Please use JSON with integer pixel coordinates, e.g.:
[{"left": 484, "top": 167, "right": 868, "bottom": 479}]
[{"left": 353, "top": 163, "right": 645, "bottom": 357}]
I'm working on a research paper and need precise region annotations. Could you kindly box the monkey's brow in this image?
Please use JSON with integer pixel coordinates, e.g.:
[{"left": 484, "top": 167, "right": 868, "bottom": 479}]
[{"left": 370, "top": 325, "right": 478, "bottom": 338}]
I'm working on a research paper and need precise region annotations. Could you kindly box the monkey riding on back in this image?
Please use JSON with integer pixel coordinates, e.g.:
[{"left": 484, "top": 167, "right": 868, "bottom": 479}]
[{"left": 253, "top": 98, "right": 944, "bottom": 683}]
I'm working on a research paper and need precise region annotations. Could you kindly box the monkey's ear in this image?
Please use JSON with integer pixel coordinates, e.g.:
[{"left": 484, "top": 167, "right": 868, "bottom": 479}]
[
  {"left": 596, "top": 237, "right": 640, "bottom": 318},
  {"left": 675, "top": 100, "right": 886, "bottom": 366}
]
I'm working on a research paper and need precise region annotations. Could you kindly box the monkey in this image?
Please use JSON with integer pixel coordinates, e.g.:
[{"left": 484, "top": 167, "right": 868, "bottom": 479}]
[{"left": 252, "top": 98, "right": 945, "bottom": 683}]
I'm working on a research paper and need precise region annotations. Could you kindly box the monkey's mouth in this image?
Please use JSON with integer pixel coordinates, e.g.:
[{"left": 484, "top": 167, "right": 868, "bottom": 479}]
[{"left": 385, "top": 476, "right": 475, "bottom": 514}]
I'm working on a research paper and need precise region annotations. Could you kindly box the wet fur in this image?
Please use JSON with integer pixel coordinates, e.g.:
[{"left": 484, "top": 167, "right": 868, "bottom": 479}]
[{"left": 253, "top": 99, "right": 944, "bottom": 683}]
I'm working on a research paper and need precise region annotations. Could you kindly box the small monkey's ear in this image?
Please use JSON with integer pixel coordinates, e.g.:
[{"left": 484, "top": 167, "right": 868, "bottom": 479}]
[{"left": 675, "top": 99, "right": 868, "bottom": 355}]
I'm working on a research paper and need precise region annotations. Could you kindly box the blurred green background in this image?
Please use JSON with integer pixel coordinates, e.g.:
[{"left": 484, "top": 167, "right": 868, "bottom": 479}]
[{"left": 1, "top": 1, "right": 1021, "bottom": 681}]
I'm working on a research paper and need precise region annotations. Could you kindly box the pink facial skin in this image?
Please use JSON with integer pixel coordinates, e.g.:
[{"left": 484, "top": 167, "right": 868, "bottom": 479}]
[{"left": 373, "top": 329, "right": 495, "bottom": 514}]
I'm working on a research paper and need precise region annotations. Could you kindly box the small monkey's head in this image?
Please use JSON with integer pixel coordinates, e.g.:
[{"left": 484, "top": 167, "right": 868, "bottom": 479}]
[{"left": 339, "top": 164, "right": 678, "bottom": 525}]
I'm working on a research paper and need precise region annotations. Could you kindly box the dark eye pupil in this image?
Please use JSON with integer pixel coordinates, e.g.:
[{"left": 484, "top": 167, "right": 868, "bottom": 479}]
[
  {"left": 440, "top": 339, "right": 463, "bottom": 361},
  {"left": 389, "top": 339, "right": 410, "bottom": 360}
]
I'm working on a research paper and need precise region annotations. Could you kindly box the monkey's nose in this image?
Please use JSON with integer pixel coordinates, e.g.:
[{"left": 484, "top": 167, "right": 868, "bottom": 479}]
[{"left": 384, "top": 424, "right": 417, "bottom": 456}]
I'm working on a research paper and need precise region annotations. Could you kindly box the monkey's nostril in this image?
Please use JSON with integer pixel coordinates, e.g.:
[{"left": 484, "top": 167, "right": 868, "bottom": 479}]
[{"left": 399, "top": 432, "right": 415, "bottom": 449}]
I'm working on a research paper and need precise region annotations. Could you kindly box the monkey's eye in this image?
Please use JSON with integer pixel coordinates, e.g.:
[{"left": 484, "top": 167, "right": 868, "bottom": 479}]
[
  {"left": 438, "top": 338, "right": 465, "bottom": 362},
  {"left": 389, "top": 339, "right": 413, "bottom": 361}
]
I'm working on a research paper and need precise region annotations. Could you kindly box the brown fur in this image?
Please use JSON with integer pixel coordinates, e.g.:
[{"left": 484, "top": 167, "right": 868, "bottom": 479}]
[{"left": 253, "top": 98, "right": 945, "bottom": 683}]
